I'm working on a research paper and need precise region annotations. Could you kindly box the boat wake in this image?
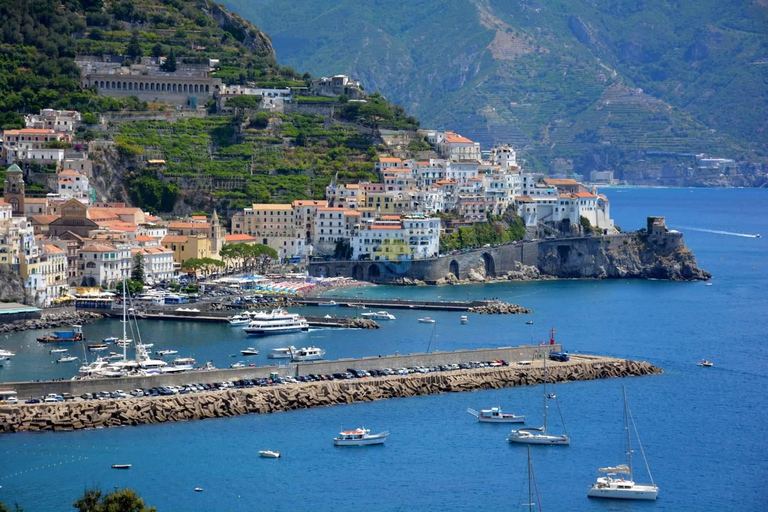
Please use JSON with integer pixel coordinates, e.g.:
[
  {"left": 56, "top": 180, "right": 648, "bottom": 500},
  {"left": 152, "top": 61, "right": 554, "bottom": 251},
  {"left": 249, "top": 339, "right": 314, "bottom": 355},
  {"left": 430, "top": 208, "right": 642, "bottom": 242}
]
[{"left": 675, "top": 226, "right": 760, "bottom": 238}]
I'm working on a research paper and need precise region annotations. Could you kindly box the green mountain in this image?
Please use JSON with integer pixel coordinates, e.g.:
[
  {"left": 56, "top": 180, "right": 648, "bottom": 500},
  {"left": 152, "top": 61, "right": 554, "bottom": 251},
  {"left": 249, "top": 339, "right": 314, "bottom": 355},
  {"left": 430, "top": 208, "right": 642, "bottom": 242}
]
[{"left": 224, "top": 0, "right": 768, "bottom": 172}]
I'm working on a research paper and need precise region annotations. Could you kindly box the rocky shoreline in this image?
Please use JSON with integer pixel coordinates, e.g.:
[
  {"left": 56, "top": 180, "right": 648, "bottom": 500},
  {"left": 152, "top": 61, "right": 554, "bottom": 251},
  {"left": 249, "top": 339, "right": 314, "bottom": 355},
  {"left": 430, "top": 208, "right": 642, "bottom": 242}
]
[
  {"left": 0, "top": 310, "right": 103, "bottom": 335},
  {"left": 0, "top": 356, "right": 661, "bottom": 433},
  {"left": 467, "top": 302, "right": 531, "bottom": 314}
]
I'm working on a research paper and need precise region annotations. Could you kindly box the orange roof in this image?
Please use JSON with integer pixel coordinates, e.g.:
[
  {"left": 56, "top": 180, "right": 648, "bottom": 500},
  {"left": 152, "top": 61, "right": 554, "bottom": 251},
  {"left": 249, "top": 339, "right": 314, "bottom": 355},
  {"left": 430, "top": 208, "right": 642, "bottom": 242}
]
[
  {"left": 573, "top": 192, "right": 597, "bottom": 199},
  {"left": 543, "top": 178, "right": 580, "bottom": 186},
  {"left": 25, "top": 198, "right": 48, "bottom": 204},
  {"left": 252, "top": 203, "right": 292, "bottom": 210},
  {"left": 58, "top": 169, "right": 84, "bottom": 178},
  {"left": 42, "top": 244, "right": 65, "bottom": 254},
  {"left": 515, "top": 196, "right": 534, "bottom": 202},
  {"left": 3, "top": 128, "right": 57, "bottom": 135},
  {"left": 444, "top": 134, "right": 473, "bottom": 143},
  {"left": 191, "top": 215, "right": 207, "bottom": 220},
  {"left": 292, "top": 200, "right": 327, "bottom": 207},
  {"left": 381, "top": 215, "right": 401, "bottom": 220},
  {"left": 468, "top": 178, "right": 482, "bottom": 182},
  {"left": 80, "top": 244, "right": 118, "bottom": 253},
  {"left": 135, "top": 235, "right": 156, "bottom": 242},
  {"left": 384, "top": 168, "right": 412, "bottom": 173},
  {"left": 162, "top": 235, "right": 188, "bottom": 243},
  {"left": 378, "top": 157, "right": 402, "bottom": 163},
  {"left": 225, "top": 234, "right": 257, "bottom": 242},
  {"left": 169, "top": 221, "right": 210, "bottom": 230},
  {"left": 371, "top": 225, "right": 402, "bottom": 230},
  {"left": 435, "top": 179, "right": 456, "bottom": 185},
  {"left": 29, "top": 214, "right": 59, "bottom": 224},
  {"left": 318, "top": 207, "right": 346, "bottom": 212},
  {"left": 145, "top": 215, "right": 161, "bottom": 222},
  {"left": 344, "top": 210, "right": 361, "bottom": 216}
]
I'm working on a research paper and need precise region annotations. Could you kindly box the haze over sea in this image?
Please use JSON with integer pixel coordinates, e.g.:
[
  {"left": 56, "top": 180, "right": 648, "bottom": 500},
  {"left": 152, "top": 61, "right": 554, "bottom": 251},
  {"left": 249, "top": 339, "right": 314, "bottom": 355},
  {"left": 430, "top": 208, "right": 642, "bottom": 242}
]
[{"left": 1, "top": 188, "right": 766, "bottom": 511}]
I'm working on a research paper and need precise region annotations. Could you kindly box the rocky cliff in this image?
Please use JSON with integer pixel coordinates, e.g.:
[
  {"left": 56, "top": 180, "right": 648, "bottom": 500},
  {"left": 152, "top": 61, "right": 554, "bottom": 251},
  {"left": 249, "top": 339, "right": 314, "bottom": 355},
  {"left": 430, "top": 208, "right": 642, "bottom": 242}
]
[
  {"left": 537, "top": 233, "right": 711, "bottom": 281},
  {"left": 0, "top": 266, "right": 29, "bottom": 304}
]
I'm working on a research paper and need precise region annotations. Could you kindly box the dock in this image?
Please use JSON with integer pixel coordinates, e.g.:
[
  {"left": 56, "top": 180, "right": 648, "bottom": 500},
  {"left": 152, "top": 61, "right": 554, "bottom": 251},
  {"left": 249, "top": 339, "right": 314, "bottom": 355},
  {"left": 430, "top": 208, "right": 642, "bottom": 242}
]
[{"left": 295, "top": 297, "right": 496, "bottom": 311}]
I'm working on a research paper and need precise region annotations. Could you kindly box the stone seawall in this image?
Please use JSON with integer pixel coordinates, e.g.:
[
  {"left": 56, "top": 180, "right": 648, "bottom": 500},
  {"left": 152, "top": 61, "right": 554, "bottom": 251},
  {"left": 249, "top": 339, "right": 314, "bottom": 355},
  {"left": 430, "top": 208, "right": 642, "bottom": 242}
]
[
  {"left": 0, "top": 356, "right": 661, "bottom": 434},
  {"left": 0, "top": 310, "right": 102, "bottom": 335}
]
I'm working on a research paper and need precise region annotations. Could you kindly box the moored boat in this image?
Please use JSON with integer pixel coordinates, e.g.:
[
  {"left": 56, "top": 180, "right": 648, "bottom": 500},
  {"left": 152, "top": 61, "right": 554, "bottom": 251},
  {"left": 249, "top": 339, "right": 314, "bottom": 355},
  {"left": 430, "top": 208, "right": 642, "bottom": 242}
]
[
  {"left": 241, "top": 348, "right": 259, "bottom": 356},
  {"left": 418, "top": 317, "right": 435, "bottom": 324},
  {"left": 460, "top": 315, "right": 468, "bottom": 324},
  {"left": 156, "top": 349, "right": 178, "bottom": 356},
  {"left": 318, "top": 301, "right": 339, "bottom": 307},
  {"left": 361, "top": 311, "right": 396, "bottom": 321},
  {"left": 290, "top": 346, "right": 325, "bottom": 361},
  {"left": 49, "top": 348, "right": 68, "bottom": 354},
  {"left": 111, "top": 464, "right": 131, "bottom": 469},
  {"left": 88, "top": 344, "right": 108, "bottom": 351},
  {"left": 333, "top": 427, "right": 389, "bottom": 446},
  {"left": 267, "top": 346, "right": 295, "bottom": 359},
  {"left": 242, "top": 309, "right": 309, "bottom": 337},
  {"left": 37, "top": 325, "right": 84, "bottom": 343},
  {"left": 259, "top": 450, "right": 281, "bottom": 458},
  {"left": 468, "top": 407, "right": 526, "bottom": 423},
  {"left": 56, "top": 355, "right": 78, "bottom": 363},
  {"left": 228, "top": 314, "right": 251, "bottom": 326},
  {"left": 103, "top": 337, "right": 119, "bottom": 344},
  {"left": 698, "top": 359, "right": 713, "bottom": 367}
]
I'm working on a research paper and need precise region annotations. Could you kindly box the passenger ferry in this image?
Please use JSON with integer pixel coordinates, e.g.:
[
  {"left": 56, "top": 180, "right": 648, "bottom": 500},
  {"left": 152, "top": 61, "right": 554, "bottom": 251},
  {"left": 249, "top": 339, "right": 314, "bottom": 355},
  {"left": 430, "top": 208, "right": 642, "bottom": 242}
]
[
  {"left": 333, "top": 427, "right": 389, "bottom": 446},
  {"left": 290, "top": 346, "right": 325, "bottom": 361},
  {"left": 242, "top": 309, "right": 309, "bottom": 337}
]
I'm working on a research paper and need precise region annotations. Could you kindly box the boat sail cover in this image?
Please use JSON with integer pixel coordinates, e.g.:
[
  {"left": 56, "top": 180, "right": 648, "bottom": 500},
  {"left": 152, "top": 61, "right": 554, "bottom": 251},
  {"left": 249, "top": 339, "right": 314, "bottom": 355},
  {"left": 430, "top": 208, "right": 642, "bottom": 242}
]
[{"left": 598, "top": 464, "right": 631, "bottom": 474}]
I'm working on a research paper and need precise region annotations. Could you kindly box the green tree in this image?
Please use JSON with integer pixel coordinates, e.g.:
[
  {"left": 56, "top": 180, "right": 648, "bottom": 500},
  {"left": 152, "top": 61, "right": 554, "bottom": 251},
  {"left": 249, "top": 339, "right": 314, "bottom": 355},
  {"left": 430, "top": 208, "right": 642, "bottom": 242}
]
[
  {"left": 127, "top": 34, "right": 142, "bottom": 60},
  {"left": 0, "top": 501, "right": 23, "bottom": 512},
  {"left": 151, "top": 43, "right": 164, "bottom": 58},
  {"left": 115, "top": 279, "right": 143, "bottom": 295},
  {"left": 131, "top": 253, "right": 145, "bottom": 284},
  {"left": 73, "top": 487, "right": 156, "bottom": 512},
  {"left": 160, "top": 49, "right": 177, "bottom": 72}
]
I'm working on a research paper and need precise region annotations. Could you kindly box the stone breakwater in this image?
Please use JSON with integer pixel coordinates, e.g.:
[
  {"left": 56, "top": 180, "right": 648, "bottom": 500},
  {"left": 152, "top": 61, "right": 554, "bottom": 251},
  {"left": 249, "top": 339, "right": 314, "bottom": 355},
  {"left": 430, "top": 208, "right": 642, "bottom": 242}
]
[
  {"left": 0, "top": 356, "right": 660, "bottom": 434},
  {"left": 467, "top": 302, "right": 531, "bottom": 314},
  {"left": 0, "top": 310, "right": 102, "bottom": 335}
]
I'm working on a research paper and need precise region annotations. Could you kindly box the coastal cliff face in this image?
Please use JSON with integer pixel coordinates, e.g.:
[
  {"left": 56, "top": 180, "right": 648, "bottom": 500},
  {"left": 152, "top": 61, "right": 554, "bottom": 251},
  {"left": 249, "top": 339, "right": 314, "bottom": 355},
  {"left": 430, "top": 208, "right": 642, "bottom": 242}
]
[
  {"left": 0, "top": 267, "right": 29, "bottom": 304},
  {"left": 537, "top": 233, "right": 711, "bottom": 281}
]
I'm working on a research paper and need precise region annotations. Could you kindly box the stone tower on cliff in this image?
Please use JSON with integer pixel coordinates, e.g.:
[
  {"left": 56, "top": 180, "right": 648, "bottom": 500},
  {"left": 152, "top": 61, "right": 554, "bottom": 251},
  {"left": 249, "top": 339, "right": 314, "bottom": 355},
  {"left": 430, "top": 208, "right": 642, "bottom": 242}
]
[{"left": 3, "top": 164, "right": 25, "bottom": 216}]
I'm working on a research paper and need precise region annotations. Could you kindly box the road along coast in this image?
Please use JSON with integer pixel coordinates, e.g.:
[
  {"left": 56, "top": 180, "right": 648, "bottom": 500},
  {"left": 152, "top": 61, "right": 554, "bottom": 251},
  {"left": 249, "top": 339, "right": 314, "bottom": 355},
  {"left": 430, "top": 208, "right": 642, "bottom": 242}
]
[{"left": 0, "top": 355, "right": 661, "bottom": 434}]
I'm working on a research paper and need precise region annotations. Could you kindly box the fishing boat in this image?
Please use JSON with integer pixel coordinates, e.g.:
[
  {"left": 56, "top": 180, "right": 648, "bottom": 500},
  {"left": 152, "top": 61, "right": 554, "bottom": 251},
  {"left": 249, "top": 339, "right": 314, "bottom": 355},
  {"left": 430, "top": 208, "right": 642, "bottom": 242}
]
[
  {"left": 267, "top": 346, "right": 296, "bottom": 359},
  {"left": 156, "top": 349, "right": 178, "bottom": 356},
  {"left": 418, "top": 317, "right": 435, "bottom": 324},
  {"left": 508, "top": 355, "right": 570, "bottom": 445},
  {"left": 361, "top": 311, "right": 396, "bottom": 321},
  {"left": 111, "top": 464, "right": 131, "bottom": 469},
  {"left": 259, "top": 450, "right": 281, "bottom": 458},
  {"left": 333, "top": 427, "right": 389, "bottom": 446},
  {"left": 290, "top": 347, "right": 325, "bottom": 361},
  {"left": 88, "top": 343, "right": 108, "bottom": 351},
  {"left": 698, "top": 359, "right": 713, "bottom": 367},
  {"left": 460, "top": 315, "right": 468, "bottom": 324},
  {"left": 318, "top": 301, "right": 339, "bottom": 307},
  {"left": 587, "top": 387, "right": 659, "bottom": 500},
  {"left": 37, "top": 325, "right": 84, "bottom": 343},
  {"left": 467, "top": 407, "right": 526, "bottom": 423},
  {"left": 241, "top": 348, "right": 259, "bottom": 356},
  {"left": 242, "top": 309, "right": 309, "bottom": 336},
  {"left": 56, "top": 355, "right": 78, "bottom": 363},
  {"left": 49, "top": 348, "right": 68, "bottom": 354}
]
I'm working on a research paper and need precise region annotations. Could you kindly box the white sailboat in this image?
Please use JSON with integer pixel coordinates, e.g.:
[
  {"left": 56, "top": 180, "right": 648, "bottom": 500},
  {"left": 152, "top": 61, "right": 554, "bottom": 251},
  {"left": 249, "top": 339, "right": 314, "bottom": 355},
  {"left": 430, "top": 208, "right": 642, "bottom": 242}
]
[
  {"left": 508, "top": 355, "right": 570, "bottom": 445},
  {"left": 587, "top": 387, "right": 659, "bottom": 500}
]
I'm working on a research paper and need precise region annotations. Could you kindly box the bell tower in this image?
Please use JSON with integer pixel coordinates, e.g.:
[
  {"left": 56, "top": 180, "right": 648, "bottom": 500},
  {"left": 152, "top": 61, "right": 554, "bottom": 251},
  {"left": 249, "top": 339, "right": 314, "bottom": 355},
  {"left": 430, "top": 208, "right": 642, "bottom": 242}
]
[{"left": 3, "top": 164, "right": 25, "bottom": 216}]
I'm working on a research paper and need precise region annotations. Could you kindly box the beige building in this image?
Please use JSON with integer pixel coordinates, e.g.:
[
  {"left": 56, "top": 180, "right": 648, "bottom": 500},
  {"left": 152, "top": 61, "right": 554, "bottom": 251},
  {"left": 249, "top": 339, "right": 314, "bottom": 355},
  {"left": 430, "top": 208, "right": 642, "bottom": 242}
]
[
  {"left": 230, "top": 204, "right": 304, "bottom": 260},
  {"left": 161, "top": 234, "right": 214, "bottom": 267}
]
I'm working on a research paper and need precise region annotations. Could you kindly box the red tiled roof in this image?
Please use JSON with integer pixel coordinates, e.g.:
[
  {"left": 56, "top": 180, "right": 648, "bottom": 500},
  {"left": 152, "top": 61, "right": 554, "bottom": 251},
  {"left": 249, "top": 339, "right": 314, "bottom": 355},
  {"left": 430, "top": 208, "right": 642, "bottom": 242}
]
[{"left": 225, "top": 234, "right": 257, "bottom": 242}]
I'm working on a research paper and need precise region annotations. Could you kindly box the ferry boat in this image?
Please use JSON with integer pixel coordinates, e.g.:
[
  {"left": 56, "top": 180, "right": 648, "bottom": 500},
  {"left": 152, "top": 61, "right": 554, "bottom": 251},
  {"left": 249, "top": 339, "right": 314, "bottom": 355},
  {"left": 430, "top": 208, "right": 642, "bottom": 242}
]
[
  {"left": 290, "top": 346, "right": 325, "bottom": 361},
  {"left": 361, "top": 311, "right": 396, "bottom": 321},
  {"left": 318, "top": 300, "right": 339, "bottom": 307},
  {"left": 172, "top": 357, "right": 196, "bottom": 369},
  {"left": 242, "top": 309, "right": 309, "bottom": 337},
  {"left": 37, "top": 325, "right": 84, "bottom": 343},
  {"left": 333, "top": 427, "right": 389, "bottom": 446},
  {"left": 467, "top": 407, "right": 526, "bottom": 424},
  {"left": 241, "top": 348, "right": 259, "bottom": 356},
  {"left": 267, "top": 346, "right": 296, "bottom": 359}
]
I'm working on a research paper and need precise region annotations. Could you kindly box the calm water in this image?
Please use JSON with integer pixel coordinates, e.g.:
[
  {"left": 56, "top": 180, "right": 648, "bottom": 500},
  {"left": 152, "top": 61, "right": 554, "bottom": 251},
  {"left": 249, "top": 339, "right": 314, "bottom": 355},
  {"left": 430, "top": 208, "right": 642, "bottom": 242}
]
[{"left": 1, "top": 188, "right": 767, "bottom": 511}]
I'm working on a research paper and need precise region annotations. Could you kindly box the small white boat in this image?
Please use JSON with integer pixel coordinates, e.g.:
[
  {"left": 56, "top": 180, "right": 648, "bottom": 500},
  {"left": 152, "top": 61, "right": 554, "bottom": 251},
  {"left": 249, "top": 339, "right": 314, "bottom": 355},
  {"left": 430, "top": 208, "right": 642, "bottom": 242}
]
[
  {"left": 111, "top": 464, "right": 131, "bottom": 469},
  {"left": 318, "top": 301, "right": 339, "bottom": 307},
  {"left": 105, "top": 352, "right": 124, "bottom": 361},
  {"left": 49, "top": 348, "right": 68, "bottom": 354},
  {"left": 228, "top": 314, "right": 251, "bottom": 326},
  {"left": 361, "top": 311, "right": 396, "bottom": 321},
  {"left": 172, "top": 357, "right": 196, "bottom": 367},
  {"left": 468, "top": 407, "right": 526, "bottom": 423},
  {"left": 526, "top": 320, "right": 534, "bottom": 325},
  {"left": 88, "top": 344, "right": 108, "bottom": 351},
  {"left": 705, "top": 283, "right": 713, "bottom": 286},
  {"left": 230, "top": 361, "right": 246, "bottom": 368},
  {"left": 156, "top": 349, "right": 178, "bottom": 356},
  {"left": 291, "top": 347, "right": 325, "bottom": 361},
  {"left": 418, "top": 317, "right": 435, "bottom": 324},
  {"left": 194, "top": 487, "right": 203, "bottom": 492},
  {"left": 259, "top": 450, "right": 281, "bottom": 458},
  {"left": 334, "top": 427, "right": 389, "bottom": 446},
  {"left": 698, "top": 359, "right": 713, "bottom": 367},
  {"left": 115, "top": 339, "right": 132, "bottom": 347},
  {"left": 460, "top": 315, "right": 468, "bottom": 324},
  {"left": 267, "top": 346, "right": 296, "bottom": 359},
  {"left": 136, "top": 343, "right": 154, "bottom": 349},
  {"left": 56, "top": 356, "right": 78, "bottom": 363},
  {"left": 241, "top": 348, "right": 259, "bottom": 356},
  {"left": 103, "top": 337, "right": 119, "bottom": 344}
]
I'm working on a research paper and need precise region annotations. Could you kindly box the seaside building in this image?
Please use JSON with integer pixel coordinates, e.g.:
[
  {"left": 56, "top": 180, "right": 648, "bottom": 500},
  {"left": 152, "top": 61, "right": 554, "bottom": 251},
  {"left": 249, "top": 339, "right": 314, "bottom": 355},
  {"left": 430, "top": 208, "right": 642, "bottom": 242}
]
[{"left": 77, "top": 243, "right": 131, "bottom": 288}]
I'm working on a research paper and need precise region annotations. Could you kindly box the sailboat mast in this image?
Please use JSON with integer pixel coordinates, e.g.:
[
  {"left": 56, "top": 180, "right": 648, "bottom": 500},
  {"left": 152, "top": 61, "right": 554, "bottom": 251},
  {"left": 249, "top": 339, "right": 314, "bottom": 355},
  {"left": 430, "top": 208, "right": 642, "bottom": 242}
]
[
  {"left": 527, "top": 446, "right": 534, "bottom": 512},
  {"left": 122, "top": 280, "right": 127, "bottom": 360},
  {"left": 542, "top": 353, "right": 547, "bottom": 433},
  {"left": 623, "top": 386, "right": 632, "bottom": 481}
]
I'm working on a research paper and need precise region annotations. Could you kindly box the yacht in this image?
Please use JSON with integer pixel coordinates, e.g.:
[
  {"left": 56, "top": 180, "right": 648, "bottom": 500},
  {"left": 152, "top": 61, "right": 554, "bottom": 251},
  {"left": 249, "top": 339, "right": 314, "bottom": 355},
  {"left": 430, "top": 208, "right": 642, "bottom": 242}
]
[
  {"left": 588, "top": 387, "right": 659, "bottom": 500},
  {"left": 418, "top": 317, "right": 436, "bottom": 324},
  {"left": 241, "top": 348, "right": 259, "bottom": 356},
  {"left": 230, "top": 361, "right": 246, "bottom": 369},
  {"left": 361, "top": 311, "right": 396, "bottom": 321},
  {"left": 156, "top": 349, "right": 178, "bottom": 356},
  {"left": 291, "top": 346, "right": 325, "bottom": 361},
  {"left": 172, "top": 357, "right": 196, "bottom": 370},
  {"left": 267, "top": 346, "right": 296, "bottom": 359},
  {"left": 334, "top": 427, "right": 389, "bottom": 446},
  {"left": 228, "top": 314, "right": 252, "bottom": 326},
  {"left": 242, "top": 309, "right": 309, "bottom": 336},
  {"left": 467, "top": 407, "right": 526, "bottom": 424}
]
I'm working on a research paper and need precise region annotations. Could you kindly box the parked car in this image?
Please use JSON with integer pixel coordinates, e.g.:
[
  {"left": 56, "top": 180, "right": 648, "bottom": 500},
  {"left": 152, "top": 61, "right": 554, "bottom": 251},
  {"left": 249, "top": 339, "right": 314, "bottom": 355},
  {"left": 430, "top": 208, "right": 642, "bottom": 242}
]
[{"left": 548, "top": 352, "right": 570, "bottom": 362}]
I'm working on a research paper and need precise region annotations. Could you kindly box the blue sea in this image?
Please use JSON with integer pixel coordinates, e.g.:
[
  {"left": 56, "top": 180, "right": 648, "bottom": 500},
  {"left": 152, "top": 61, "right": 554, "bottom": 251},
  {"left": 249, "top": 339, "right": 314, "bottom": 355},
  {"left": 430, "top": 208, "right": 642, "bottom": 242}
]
[{"left": 1, "top": 188, "right": 767, "bottom": 511}]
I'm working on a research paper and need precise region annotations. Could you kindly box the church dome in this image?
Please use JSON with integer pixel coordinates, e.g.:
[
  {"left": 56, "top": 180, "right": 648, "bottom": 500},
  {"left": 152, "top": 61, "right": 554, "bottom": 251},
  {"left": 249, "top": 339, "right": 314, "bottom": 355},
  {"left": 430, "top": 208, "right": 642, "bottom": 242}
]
[{"left": 6, "top": 164, "right": 22, "bottom": 173}]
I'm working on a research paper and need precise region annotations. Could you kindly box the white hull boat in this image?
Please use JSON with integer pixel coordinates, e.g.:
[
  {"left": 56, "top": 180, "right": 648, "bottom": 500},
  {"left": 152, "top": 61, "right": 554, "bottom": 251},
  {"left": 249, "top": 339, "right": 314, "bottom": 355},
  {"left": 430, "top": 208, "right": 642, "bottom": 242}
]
[
  {"left": 228, "top": 315, "right": 251, "bottom": 326},
  {"left": 49, "top": 348, "right": 68, "bottom": 354},
  {"left": 241, "top": 348, "right": 259, "bottom": 356},
  {"left": 468, "top": 407, "right": 525, "bottom": 423},
  {"left": 259, "top": 450, "right": 281, "bottom": 458},
  {"left": 291, "top": 347, "right": 325, "bottom": 361},
  {"left": 267, "top": 347, "right": 295, "bottom": 359},
  {"left": 361, "top": 311, "right": 396, "bottom": 321},
  {"left": 57, "top": 356, "right": 78, "bottom": 363},
  {"left": 418, "top": 317, "right": 435, "bottom": 324},
  {"left": 460, "top": 315, "right": 468, "bottom": 324},
  {"left": 334, "top": 427, "right": 388, "bottom": 446},
  {"left": 243, "top": 309, "right": 309, "bottom": 336}
]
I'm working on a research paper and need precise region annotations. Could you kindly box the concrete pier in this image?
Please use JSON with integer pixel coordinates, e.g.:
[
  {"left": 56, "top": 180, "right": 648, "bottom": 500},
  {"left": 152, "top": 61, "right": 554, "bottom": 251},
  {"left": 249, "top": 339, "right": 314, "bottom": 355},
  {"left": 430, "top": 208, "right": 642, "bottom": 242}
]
[{"left": 0, "top": 354, "right": 662, "bottom": 434}]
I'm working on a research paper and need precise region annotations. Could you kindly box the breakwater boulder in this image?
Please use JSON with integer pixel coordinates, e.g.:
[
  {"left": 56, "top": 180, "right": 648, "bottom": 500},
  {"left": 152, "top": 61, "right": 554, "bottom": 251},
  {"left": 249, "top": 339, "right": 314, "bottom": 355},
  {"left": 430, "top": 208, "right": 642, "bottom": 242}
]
[
  {"left": 0, "top": 356, "right": 661, "bottom": 434},
  {"left": 0, "top": 310, "right": 103, "bottom": 335},
  {"left": 468, "top": 302, "right": 531, "bottom": 314}
]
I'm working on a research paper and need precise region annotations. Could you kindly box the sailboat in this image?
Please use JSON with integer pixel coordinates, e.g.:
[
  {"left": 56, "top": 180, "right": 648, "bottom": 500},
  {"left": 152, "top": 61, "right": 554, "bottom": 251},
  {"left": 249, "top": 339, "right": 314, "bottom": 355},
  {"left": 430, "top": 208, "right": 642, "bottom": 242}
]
[
  {"left": 508, "top": 354, "right": 570, "bottom": 445},
  {"left": 520, "top": 446, "right": 542, "bottom": 512},
  {"left": 587, "top": 387, "right": 658, "bottom": 500}
]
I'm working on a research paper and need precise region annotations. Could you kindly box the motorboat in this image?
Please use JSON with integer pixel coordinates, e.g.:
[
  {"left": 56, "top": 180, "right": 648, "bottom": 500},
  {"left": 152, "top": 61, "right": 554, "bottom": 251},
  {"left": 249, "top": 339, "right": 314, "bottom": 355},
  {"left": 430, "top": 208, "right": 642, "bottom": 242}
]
[
  {"left": 172, "top": 357, "right": 196, "bottom": 369},
  {"left": 508, "top": 355, "right": 570, "bottom": 446},
  {"left": 705, "top": 282, "right": 713, "bottom": 286},
  {"left": 259, "top": 450, "right": 281, "bottom": 458},
  {"left": 361, "top": 311, "right": 396, "bottom": 321},
  {"left": 49, "top": 348, "right": 68, "bottom": 354},
  {"left": 111, "top": 464, "right": 131, "bottom": 469},
  {"left": 228, "top": 314, "right": 251, "bottom": 326},
  {"left": 267, "top": 346, "right": 296, "bottom": 359},
  {"left": 290, "top": 346, "right": 325, "bottom": 361},
  {"left": 467, "top": 407, "right": 526, "bottom": 423},
  {"left": 587, "top": 387, "right": 659, "bottom": 500},
  {"left": 37, "top": 325, "right": 84, "bottom": 343},
  {"left": 194, "top": 488, "right": 203, "bottom": 492},
  {"left": 334, "top": 427, "right": 389, "bottom": 446},
  {"left": 318, "top": 301, "right": 339, "bottom": 307},
  {"left": 105, "top": 352, "right": 124, "bottom": 361},
  {"left": 241, "top": 348, "right": 259, "bottom": 356},
  {"left": 103, "top": 337, "right": 119, "bottom": 344},
  {"left": 418, "top": 317, "right": 436, "bottom": 324},
  {"left": 135, "top": 343, "right": 154, "bottom": 350},
  {"left": 56, "top": 355, "right": 78, "bottom": 363},
  {"left": 115, "top": 339, "right": 132, "bottom": 347},
  {"left": 230, "top": 361, "right": 246, "bottom": 369},
  {"left": 526, "top": 320, "right": 534, "bottom": 325},
  {"left": 0, "top": 349, "right": 16, "bottom": 358},
  {"left": 156, "top": 349, "right": 178, "bottom": 356},
  {"left": 200, "top": 362, "right": 216, "bottom": 371},
  {"left": 460, "top": 315, "right": 468, "bottom": 324},
  {"left": 242, "top": 309, "right": 309, "bottom": 337},
  {"left": 88, "top": 344, "right": 108, "bottom": 351},
  {"left": 698, "top": 359, "right": 713, "bottom": 367}
]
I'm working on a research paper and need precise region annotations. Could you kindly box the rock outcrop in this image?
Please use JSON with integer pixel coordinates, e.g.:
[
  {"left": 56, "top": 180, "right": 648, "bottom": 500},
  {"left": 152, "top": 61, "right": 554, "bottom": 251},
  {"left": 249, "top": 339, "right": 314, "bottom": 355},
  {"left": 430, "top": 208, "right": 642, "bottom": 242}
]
[
  {"left": 467, "top": 302, "right": 531, "bottom": 314},
  {"left": 0, "top": 357, "right": 662, "bottom": 434},
  {"left": 0, "top": 266, "right": 29, "bottom": 304},
  {"left": 0, "top": 310, "right": 103, "bottom": 335}
]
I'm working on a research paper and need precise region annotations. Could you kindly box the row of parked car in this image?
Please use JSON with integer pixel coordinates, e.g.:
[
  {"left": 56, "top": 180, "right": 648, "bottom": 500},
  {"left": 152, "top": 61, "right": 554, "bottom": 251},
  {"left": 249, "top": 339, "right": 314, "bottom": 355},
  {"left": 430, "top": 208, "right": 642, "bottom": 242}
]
[{"left": 21, "top": 360, "right": 514, "bottom": 404}]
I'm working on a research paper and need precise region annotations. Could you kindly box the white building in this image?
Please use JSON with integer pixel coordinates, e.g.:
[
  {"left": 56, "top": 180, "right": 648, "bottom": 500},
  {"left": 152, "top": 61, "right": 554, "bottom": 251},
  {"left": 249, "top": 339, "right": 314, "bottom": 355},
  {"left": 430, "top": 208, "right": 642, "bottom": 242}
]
[
  {"left": 1, "top": 128, "right": 67, "bottom": 165},
  {"left": 25, "top": 109, "right": 81, "bottom": 134},
  {"left": 350, "top": 214, "right": 440, "bottom": 261},
  {"left": 132, "top": 246, "right": 175, "bottom": 284},
  {"left": 77, "top": 243, "right": 131, "bottom": 287},
  {"left": 314, "top": 206, "right": 348, "bottom": 255},
  {"left": 436, "top": 132, "right": 481, "bottom": 162},
  {"left": 57, "top": 169, "right": 91, "bottom": 204},
  {"left": 446, "top": 160, "right": 479, "bottom": 183}
]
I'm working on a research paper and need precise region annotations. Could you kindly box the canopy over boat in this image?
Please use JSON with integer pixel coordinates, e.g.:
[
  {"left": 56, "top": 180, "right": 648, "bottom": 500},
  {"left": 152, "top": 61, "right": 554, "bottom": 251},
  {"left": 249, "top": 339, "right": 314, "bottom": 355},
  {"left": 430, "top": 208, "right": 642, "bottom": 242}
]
[{"left": 598, "top": 464, "right": 631, "bottom": 474}]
